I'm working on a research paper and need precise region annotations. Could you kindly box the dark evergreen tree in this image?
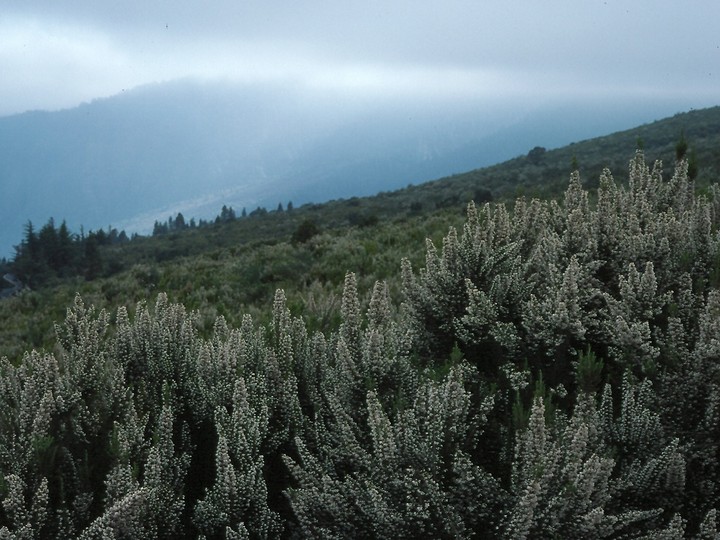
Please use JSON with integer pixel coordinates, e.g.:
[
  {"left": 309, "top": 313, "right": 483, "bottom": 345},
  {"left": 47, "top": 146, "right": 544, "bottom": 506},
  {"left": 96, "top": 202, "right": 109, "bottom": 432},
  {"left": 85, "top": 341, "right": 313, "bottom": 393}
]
[
  {"left": 153, "top": 220, "right": 167, "bottom": 236},
  {"left": 175, "top": 212, "right": 186, "bottom": 230},
  {"left": 55, "top": 220, "right": 75, "bottom": 274},
  {"left": 676, "top": 130, "right": 689, "bottom": 161},
  {"left": 218, "top": 205, "right": 236, "bottom": 222},
  {"left": 83, "top": 234, "right": 102, "bottom": 280},
  {"left": 291, "top": 218, "right": 319, "bottom": 244},
  {"left": 527, "top": 145, "right": 546, "bottom": 164}
]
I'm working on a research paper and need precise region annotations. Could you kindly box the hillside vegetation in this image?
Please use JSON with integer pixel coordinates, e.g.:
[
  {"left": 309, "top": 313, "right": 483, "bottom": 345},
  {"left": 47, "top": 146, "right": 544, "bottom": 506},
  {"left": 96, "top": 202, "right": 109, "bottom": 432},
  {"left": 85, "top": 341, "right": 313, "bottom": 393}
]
[
  {"left": 1, "top": 106, "right": 719, "bottom": 358},
  {"left": 1, "top": 107, "right": 720, "bottom": 537}
]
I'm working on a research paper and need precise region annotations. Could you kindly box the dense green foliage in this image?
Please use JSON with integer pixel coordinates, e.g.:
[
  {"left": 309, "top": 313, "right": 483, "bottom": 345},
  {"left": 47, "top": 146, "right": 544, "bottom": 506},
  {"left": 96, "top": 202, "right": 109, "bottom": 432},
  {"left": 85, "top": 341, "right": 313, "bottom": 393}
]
[{"left": 1, "top": 148, "right": 720, "bottom": 537}]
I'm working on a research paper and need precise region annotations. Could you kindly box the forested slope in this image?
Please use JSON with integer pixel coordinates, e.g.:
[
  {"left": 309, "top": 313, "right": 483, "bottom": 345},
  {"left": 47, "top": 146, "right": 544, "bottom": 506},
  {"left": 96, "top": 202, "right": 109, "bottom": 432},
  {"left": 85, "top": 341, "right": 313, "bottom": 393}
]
[{"left": 1, "top": 151, "right": 720, "bottom": 538}]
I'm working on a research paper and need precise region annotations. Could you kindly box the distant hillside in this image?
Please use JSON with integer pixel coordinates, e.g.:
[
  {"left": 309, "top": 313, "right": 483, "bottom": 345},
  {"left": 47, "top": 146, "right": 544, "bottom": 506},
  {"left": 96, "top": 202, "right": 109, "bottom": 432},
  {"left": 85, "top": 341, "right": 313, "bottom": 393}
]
[
  {"left": 2, "top": 104, "right": 716, "bottom": 291},
  {"left": 0, "top": 77, "right": 701, "bottom": 258},
  {"left": 106, "top": 104, "right": 720, "bottom": 265},
  {"left": 385, "top": 105, "right": 720, "bottom": 211},
  {"left": 3, "top": 104, "right": 719, "bottom": 278}
]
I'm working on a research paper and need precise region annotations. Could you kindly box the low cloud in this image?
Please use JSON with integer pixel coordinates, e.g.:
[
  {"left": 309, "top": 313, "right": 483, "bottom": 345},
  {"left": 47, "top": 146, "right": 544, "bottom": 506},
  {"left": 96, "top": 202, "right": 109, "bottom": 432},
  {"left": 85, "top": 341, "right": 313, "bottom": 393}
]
[{"left": 1, "top": 2, "right": 718, "bottom": 116}]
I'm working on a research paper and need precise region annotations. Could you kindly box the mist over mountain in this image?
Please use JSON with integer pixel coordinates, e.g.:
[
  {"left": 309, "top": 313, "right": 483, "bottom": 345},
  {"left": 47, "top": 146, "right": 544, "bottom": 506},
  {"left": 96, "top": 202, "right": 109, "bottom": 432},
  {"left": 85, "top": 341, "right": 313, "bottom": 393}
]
[{"left": 0, "top": 78, "right": 696, "bottom": 258}]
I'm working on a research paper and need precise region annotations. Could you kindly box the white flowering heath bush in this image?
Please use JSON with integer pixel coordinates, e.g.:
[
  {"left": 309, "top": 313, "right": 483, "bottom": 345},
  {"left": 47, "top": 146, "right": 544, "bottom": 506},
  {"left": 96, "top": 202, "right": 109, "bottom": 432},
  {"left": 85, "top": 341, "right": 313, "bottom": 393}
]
[{"left": 0, "top": 151, "right": 719, "bottom": 537}]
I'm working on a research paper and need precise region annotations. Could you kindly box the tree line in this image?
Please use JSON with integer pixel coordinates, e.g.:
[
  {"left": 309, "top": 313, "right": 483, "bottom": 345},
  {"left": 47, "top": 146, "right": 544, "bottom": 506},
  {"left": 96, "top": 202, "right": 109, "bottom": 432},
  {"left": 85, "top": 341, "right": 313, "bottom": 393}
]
[
  {"left": 11, "top": 219, "right": 129, "bottom": 286},
  {"left": 8, "top": 202, "right": 298, "bottom": 287},
  {"left": 151, "top": 203, "right": 294, "bottom": 237}
]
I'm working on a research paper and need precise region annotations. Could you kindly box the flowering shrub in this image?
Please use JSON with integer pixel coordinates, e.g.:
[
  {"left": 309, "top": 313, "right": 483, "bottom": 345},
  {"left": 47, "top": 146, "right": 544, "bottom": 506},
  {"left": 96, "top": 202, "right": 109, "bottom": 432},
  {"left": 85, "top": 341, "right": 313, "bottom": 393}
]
[{"left": 1, "top": 151, "right": 719, "bottom": 538}]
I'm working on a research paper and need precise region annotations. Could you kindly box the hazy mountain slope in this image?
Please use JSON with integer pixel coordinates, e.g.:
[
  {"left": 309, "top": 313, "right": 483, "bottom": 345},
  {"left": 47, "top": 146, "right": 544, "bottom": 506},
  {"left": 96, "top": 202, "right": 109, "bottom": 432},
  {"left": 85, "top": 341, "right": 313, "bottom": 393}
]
[
  {"left": 0, "top": 77, "right": 705, "bottom": 258},
  {"left": 0, "top": 82, "right": 315, "bottom": 250},
  {"left": 28, "top": 104, "right": 718, "bottom": 291},
  {"left": 416, "top": 104, "right": 720, "bottom": 203}
]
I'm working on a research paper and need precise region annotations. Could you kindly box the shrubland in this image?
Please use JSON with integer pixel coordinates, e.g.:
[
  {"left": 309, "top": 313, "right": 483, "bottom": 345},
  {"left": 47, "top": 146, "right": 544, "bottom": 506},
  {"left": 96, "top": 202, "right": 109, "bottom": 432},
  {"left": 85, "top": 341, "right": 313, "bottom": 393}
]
[{"left": 1, "top": 147, "right": 720, "bottom": 538}]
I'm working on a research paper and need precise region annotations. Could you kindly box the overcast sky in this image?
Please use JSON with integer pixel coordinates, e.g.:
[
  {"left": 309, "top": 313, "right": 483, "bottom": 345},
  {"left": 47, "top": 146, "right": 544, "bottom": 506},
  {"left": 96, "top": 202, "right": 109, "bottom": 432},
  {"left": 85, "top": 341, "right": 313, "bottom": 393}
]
[{"left": 1, "top": 1, "right": 719, "bottom": 116}]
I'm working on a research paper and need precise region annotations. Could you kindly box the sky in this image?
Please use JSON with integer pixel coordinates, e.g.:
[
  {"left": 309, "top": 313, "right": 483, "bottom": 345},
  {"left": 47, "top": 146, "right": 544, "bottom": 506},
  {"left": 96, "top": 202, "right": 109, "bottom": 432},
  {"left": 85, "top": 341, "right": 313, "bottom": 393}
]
[{"left": 1, "top": 1, "right": 719, "bottom": 117}]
